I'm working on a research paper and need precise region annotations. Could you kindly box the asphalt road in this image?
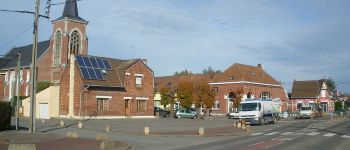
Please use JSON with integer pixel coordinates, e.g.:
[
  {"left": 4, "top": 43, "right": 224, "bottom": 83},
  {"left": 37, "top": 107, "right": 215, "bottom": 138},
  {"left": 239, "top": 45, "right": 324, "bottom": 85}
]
[{"left": 176, "top": 119, "right": 350, "bottom": 150}]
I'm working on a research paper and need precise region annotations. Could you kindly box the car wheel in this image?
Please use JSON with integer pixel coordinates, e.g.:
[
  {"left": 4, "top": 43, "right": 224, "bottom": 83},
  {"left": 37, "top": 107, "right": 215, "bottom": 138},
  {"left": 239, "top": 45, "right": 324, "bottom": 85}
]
[
  {"left": 272, "top": 117, "right": 277, "bottom": 124},
  {"left": 193, "top": 115, "right": 197, "bottom": 119},
  {"left": 177, "top": 115, "right": 181, "bottom": 118}
]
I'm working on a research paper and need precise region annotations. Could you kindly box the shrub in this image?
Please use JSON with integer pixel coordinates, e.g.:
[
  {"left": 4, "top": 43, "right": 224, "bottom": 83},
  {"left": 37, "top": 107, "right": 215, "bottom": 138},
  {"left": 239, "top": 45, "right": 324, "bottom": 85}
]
[
  {"left": 37, "top": 80, "right": 52, "bottom": 93},
  {"left": 0, "top": 101, "right": 12, "bottom": 131}
]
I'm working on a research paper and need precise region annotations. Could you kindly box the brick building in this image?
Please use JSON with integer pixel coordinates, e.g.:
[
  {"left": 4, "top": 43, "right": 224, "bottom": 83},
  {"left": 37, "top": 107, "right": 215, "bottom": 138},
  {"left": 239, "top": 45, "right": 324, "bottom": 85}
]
[
  {"left": 154, "top": 64, "right": 288, "bottom": 114},
  {"left": 0, "top": 0, "right": 154, "bottom": 118},
  {"left": 290, "top": 80, "right": 334, "bottom": 113},
  {"left": 209, "top": 64, "right": 288, "bottom": 114}
]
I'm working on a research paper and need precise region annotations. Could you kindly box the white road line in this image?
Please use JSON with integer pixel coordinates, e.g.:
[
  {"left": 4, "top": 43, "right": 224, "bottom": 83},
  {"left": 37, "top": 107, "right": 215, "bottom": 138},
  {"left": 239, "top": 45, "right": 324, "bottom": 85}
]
[
  {"left": 265, "top": 132, "right": 279, "bottom": 135},
  {"left": 280, "top": 132, "right": 294, "bottom": 135},
  {"left": 341, "top": 135, "right": 350, "bottom": 139},
  {"left": 251, "top": 133, "right": 264, "bottom": 136},
  {"left": 323, "top": 133, "right": 336, "bottom": 137},
  {"left": 277, "top": 137, "right": 295, "bottom": 141},
  {"left": 307, "top": 132, "right": 320, "bottom": 136},
  {"left": 264, "top": 129, "right": 272, "bottom": 131}
]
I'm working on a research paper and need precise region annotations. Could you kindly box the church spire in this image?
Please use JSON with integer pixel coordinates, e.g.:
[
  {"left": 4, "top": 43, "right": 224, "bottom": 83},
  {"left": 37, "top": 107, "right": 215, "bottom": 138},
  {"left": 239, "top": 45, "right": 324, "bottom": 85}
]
[{"left": 54, "top": 0, "right": 87, "bottom": 23}]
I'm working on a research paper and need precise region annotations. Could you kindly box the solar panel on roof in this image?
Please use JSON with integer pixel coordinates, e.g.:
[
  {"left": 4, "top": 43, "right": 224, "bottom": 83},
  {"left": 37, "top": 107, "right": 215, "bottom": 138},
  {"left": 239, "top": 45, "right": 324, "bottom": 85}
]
[
  {"left": 82, "top": 56, "right": 92, "bottom": 67},
  {"left": 76, "top": 56, "right": 85, "bottom": 67},
  {"left": 87, "top": 68, "right": 97, "bottom": 79},
  {"left": 80, "top": 67, "right": 90, "bottom": 79},
  {"left": 94, "top": 69, "right": 104, "bottom": 80},
  {"left": 90, "top": 57, "right": 99, "bottom": 68},
  {"left": 96, "top": 58, "right": 105, "bottom": 69},
  {"left": 102, "top": 59, "right": 111, "bottom": 70}
]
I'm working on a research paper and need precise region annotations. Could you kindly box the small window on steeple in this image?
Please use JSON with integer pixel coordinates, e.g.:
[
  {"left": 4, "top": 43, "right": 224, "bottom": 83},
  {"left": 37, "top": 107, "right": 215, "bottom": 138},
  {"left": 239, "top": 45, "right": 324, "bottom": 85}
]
[{"left": 70, "top": 30, "right": 81, "bottom": 55}]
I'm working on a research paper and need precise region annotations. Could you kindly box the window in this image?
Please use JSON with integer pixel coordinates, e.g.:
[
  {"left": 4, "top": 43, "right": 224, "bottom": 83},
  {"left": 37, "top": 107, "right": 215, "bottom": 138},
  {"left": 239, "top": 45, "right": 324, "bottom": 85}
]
[
  {"left": 20, "top": 70, "right": 23, "bottom": 83},
  {"left": 212, "top": 87, "right": 219, "bottom": 93},
  {"left": 4, "top": 72, "right": 8, "bottom": 84},
  {"left": 229, "top": 76, "right": 235, "bottom": 80},
  {"left": 212, "top": 100, "right": 220, "bottom": 110},
  {"left": 135, "top": 74, "right": 143, "bottom": 88},
  {"left": 260, "top": 92, "right": 272, "bottom": 99},
  {"left": 26, "top": 71, "right": 30, "bottom": 83},
  {"left": 137, "top": 100, "right": 146, "bottom": 111},
  {"left": 25, "top": 85, "right": 29, "bottom": 96},
  {"left": 70, "top": 30, "right": 81, "bottom": 55},
  {"left": 97, "top": 98, "right": 109, "bottom": 111},
  {"left": 53, "top": 30, "right": 62, "bottom": 66}
]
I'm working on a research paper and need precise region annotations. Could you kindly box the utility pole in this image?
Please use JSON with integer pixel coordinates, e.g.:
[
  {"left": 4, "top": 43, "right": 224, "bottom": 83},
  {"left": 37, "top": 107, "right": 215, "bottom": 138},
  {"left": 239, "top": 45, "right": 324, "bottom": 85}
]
[
  {"left": 15, "top": 52, "right": 21, "bottom": 131},
  {"left": 29, "top": 0, "right": 40, "bottom": 133}
]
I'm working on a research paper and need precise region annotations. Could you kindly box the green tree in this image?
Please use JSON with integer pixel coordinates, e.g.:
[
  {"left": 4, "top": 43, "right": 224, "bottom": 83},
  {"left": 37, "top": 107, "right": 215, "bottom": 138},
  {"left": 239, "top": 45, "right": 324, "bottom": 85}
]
[
  {"left": 193, "top": 81, "right": 216, "bottom": 117},
  {"left": 176, "top": 81, "right": 195, "bottom": 109},
  {"left": 202, "top": 66, "right": 222, "bottom": 74},
  {"left": 160, "top": 87, "right": 176, "bottom": 116},
  {"left": 174, "top": 69, "right": 193, "bottom": 76}
]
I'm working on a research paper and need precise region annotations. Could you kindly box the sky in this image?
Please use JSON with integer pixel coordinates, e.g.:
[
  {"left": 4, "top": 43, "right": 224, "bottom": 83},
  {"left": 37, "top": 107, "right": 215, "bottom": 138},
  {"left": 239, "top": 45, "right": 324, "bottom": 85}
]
[{"left": 0, "top": 0, "right": 350, "bottom": 93}]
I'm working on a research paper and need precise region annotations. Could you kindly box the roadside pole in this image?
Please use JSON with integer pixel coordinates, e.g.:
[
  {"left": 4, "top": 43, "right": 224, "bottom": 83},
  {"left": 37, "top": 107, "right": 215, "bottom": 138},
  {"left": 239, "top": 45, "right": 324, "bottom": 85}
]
[
  {"left": 15, "top": 52, "right": 21, "bottom": 130},
  {"left": 29, "top": 0, "right": 40, "bottom": 133}
]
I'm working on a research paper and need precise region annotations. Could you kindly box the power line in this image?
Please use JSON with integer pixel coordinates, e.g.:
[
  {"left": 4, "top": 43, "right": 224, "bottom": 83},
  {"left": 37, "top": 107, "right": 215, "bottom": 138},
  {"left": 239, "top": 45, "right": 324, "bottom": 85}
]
[{"left": 0, "top": 24, "right": 33, "bottom": 49}]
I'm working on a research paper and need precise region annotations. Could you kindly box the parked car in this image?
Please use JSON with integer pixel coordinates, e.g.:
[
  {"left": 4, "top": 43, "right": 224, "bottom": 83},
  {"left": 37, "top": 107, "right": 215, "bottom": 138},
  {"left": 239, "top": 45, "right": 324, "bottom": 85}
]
[
  {"left": 228, "top": 111, "right": 239, "bottom": 119},
  {"left": 298, "top": 106, "right": 313, "bottom": 119},
  {"left": 282, "top": 111, "right": 289, "bottom": 119},
  {"left": 154, "top": 107, "right": 170, "bottom": 117},
  {"left": 176, "top": 109, "right": 197, "bottom": 119}
]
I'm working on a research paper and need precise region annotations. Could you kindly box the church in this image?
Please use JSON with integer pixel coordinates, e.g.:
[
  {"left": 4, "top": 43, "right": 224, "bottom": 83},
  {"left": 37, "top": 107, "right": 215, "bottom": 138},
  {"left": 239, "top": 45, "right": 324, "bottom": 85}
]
[{"left": 0, "top": 0, "right": 154, "bottom": 119}]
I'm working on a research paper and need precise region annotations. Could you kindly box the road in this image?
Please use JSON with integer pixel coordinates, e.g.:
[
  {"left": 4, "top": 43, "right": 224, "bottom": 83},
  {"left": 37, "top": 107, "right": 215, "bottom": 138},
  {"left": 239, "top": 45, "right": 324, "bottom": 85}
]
[{"left": 176, "top": 119, "right": 350, "bottom": 150}]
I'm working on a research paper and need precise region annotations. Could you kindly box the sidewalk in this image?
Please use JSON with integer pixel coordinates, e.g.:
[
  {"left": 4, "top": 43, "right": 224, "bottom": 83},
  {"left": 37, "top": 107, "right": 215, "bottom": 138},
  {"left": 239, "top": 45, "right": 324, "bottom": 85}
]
[{"left": 0, "top": 131, "right": 131, "bottom": 150}]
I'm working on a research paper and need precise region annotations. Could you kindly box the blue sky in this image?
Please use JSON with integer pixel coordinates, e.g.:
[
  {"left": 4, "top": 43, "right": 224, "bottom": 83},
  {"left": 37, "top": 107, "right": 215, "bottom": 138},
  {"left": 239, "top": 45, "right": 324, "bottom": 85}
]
[{"left": 1, "top": 0, "right": 350, "bottom": 93}]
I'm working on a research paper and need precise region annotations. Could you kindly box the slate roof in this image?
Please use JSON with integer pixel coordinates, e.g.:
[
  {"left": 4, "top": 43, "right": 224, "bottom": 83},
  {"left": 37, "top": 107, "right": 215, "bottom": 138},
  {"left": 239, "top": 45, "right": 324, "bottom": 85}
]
[
  {"left": 53, "top": 0, "right": 87, "bottom": 23},
  {"left": 154, "top": 74, "right": 215, "bottom": 92},
  {"left": 76, "top": 55, "right": 140, "bottom": 87},
  {"left": 0, "top": 40, "right": 50, "bottom": 70},
  {"left": 211, "top": 63, "right": 281, "bottom": 85},
  {"left": 291, "top": 80, "right": 324, "bottom": 99}
]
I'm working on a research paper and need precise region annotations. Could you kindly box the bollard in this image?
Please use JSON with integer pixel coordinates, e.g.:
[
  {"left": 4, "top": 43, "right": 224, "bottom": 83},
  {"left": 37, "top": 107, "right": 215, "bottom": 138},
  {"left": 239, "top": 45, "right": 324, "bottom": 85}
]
[
  {"left": 8, "top": 144, "right": 36, "bottom": 150},
  {"left": 199, "top": 127, "right": 205, "bottom": 136},
  {"left": 232, "top": 121, "right": 237, "bottom": 127},
  {"left": 105, "top": 125, "right": 111, "bottom": 132},
  {"left": 246, "top": 124, "right": 251, "bottom": 132},
  {"left": 144, "top": 127, "right": 150, "bottom": 135},
  {"left": 66, "top": 131, "right": 79, "bottom": 138},
  {"left": 78, "top": 121, "right": 83, "bottom": 129},
  {"left": 241, "top": 121, "right": 246, "bottom": 131},
  {"left": 237, "top": 121, "right": 242, "bottom": 128},
  {"left": 60, "top": 120, "right": 65, "bottom": 127},
  {"left": 96, "top": 134, "right": 109, "bottom": 141},
  {"left": 100, "top": 140, "right": 115, "bottom": 150}
]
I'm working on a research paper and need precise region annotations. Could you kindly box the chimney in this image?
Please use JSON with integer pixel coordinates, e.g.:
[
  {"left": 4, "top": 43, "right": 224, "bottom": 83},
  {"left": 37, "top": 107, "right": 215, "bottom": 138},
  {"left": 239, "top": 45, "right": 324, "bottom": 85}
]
[{"left": 257, "top": 64, "right": 262, "bottom": 69}]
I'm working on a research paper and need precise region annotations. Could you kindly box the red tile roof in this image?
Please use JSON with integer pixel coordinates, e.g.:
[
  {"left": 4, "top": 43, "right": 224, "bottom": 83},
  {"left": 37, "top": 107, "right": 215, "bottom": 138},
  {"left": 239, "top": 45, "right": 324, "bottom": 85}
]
[{"left": 154, "top": 74, "right": 215, "bottom": 92}]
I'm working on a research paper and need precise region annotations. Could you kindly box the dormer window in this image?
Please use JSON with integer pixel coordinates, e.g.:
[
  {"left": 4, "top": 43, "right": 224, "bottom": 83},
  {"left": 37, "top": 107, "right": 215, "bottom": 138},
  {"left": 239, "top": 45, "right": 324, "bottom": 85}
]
[
  {"left": 229, "top": 76, "right": 235, "bottom": 80},
  {"left": 251, "top": 71, "right": 256, "bottom": 76}
]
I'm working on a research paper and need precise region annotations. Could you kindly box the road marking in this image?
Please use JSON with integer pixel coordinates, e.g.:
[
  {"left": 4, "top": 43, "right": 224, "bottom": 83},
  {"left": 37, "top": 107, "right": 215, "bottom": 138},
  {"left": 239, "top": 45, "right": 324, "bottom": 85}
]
[
  {"left": 264, "top": 129, "right": 272, "bottom": 131},
  {"left": 341, "top": 135, "right": 350, "bottom": 139},
  {"left": 265, "top": 132, "right": 279, "bottom": 135},
  {"left": 307, "top": 132, "right": 320, "bottom": 136},
  {"left": 277, "top": 137, "right": 295, "bottom": 141},
  {"left": 290, "top": 133, "right": 305, "bottom": 135},
  {"left": 280, "top": 132, "right": 294, "bottom": 135},
  {"left": 323, "top": 133, "right": 336, "bottom": 137},
  {"left": 251, "top": 133, "right": 264, "bottom": 136}
]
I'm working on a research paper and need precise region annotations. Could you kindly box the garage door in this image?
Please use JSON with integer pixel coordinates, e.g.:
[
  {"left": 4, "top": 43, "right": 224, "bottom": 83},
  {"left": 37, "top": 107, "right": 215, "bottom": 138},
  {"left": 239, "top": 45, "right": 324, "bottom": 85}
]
[{"left": 39, "top": 103, "right": 49, "bottom": 119}]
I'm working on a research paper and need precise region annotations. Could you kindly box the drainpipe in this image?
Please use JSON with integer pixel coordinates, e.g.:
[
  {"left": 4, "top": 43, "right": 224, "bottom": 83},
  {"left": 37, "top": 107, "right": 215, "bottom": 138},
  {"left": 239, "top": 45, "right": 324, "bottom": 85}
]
[{"left": 79, "top": 85, "right": 89, "bottom": 120}]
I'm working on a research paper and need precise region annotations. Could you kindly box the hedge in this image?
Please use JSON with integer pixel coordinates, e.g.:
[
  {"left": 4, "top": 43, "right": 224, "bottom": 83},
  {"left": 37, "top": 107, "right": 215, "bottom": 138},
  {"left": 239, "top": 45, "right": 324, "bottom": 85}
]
[{"left": 0, "top": 101, "right": 12, "bottom": 131}]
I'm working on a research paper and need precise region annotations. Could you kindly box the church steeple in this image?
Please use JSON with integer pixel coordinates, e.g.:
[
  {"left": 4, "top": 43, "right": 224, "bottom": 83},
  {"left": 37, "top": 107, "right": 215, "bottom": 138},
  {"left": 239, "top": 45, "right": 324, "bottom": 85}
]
[{"left": 54, "top": 0, "right": 87, "bottom": 23}]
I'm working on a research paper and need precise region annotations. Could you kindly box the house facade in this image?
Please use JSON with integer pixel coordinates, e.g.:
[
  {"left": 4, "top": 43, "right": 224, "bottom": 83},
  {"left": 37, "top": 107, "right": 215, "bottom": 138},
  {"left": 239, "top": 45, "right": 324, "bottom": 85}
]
[
  {"left": 154, "top": 64, "right": 288, "bottom": 114},
  {"left": 0, "top": 0, "right": 154, "bottom": 119},
  {"left": 209, "top": 64, "right": 288, "bottom": 114},
  {"left": 290, "top": 80, "right": 334, "bottom": 113}
]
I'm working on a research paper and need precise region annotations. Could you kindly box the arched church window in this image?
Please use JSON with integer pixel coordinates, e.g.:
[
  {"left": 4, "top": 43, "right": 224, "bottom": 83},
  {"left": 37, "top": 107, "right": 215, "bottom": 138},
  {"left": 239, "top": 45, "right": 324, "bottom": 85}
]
[
  {"left": 53, "top": 30, "right": 62, "bottom": 66},
  {"left": 260, "top": 92, "right": 272, "bottom": 99},
  {"left": 70, "top": 30, "right": 81, "bottom": 55}
]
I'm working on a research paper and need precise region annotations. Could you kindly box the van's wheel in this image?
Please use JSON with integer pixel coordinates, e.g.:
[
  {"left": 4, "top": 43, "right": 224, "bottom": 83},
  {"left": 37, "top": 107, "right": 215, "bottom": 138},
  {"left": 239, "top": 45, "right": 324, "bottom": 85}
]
[{"left": 260, "top": 118, "right": 265, "bottom": 125}]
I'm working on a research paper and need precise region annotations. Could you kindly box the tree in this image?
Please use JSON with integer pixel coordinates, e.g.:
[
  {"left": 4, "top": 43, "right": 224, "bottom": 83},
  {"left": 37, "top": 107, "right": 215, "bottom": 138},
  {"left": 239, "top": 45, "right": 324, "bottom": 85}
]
[
  {"left": 174, "top": 69, "right": 193, "bottom": 76},
  {"left": 202, "top": 66, "right": 222, "bottom": 74},
  {"left": 37, "top": 80, "right": 52, "bottom": 93},
  {"left": 193, "top": 81, "right": 216, "bottom": 117},
  {"left": 159, "top": 86, "right": 176, "bottom": 116},
  {"left": 176, "top": 81, "right": 195, "bottom": 109},
  {"left": 232, "top": 87, "right": 244, "bottom": 111},
  {"left": 324, "top": 78, "right": 337, "bottom": 94}
]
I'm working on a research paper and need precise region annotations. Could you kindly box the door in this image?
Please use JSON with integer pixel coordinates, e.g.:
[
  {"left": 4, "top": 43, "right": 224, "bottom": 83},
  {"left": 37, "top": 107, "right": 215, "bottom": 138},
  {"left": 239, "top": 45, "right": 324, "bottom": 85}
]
[
  {"left": 39, "top": 103, "right": 49, "bottom": 119},
  {"left": 125, "top": 100, "right": 130, "bottom": 116}
]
